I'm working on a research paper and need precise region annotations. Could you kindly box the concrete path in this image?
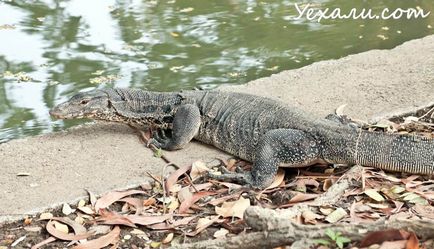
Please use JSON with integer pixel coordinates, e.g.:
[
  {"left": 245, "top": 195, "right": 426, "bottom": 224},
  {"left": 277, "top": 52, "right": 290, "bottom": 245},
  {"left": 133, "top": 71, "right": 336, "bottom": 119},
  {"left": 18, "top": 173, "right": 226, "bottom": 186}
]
[{"left": 1, "top": 35, "right": 433, "bottom": 222}]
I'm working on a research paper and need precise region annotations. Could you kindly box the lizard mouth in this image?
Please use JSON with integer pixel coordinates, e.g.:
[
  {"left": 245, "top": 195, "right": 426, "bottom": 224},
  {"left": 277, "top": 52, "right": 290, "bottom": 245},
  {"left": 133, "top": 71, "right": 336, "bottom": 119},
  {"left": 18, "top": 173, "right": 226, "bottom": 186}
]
[{"left": 49, "top": 108, "right": 83, "bottom": 119}]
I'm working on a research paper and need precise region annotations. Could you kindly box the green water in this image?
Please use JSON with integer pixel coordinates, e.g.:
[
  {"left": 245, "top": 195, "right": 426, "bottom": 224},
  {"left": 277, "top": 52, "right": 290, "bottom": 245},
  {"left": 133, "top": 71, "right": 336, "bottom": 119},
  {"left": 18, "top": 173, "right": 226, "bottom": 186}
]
[{"left": 0, "top": 0, "right": 433, "bottom": 143}]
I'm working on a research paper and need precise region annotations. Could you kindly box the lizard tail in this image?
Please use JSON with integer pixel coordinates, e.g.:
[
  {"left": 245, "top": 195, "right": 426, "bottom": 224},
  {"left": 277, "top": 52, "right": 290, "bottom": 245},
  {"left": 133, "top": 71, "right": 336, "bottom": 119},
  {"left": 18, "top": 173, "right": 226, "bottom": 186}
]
[{"left": 353, "top": 130, "right": 434, "bottom": 175}]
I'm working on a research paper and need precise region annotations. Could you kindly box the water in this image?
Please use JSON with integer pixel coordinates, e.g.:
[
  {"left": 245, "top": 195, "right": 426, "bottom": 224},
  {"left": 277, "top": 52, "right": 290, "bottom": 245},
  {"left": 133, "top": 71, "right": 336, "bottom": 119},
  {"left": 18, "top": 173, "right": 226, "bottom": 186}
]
[{"left": 0, "top": 0, "right": 433, "bottom": 143}]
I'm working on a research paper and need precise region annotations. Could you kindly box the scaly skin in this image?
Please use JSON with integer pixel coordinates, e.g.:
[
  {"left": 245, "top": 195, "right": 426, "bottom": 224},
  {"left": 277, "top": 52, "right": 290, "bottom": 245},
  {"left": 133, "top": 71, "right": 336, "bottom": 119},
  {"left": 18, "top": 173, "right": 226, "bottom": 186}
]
[{"left": 50, "top": 88, "right": 434, "bottom": 188}]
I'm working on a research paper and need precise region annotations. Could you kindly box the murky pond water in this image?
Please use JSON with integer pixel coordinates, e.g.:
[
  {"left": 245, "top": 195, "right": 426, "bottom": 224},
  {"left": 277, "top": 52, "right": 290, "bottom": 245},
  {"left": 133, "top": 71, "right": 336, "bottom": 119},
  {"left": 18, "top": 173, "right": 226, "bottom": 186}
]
[{"left": 0, "top": 0, "right": 433, "bottom": 143}]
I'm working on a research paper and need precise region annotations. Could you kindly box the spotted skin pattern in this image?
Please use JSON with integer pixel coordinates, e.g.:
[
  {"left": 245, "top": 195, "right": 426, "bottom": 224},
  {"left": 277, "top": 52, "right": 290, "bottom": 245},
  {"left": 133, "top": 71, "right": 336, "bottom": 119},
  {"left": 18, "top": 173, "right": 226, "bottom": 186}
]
[{"left": 50, "top": 88, "right": 434, "bottom": 189}]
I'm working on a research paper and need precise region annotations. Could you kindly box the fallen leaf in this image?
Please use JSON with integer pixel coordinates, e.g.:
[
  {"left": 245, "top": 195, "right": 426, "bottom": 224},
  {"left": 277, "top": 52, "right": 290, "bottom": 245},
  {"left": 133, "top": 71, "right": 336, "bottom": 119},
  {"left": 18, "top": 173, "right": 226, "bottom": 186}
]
[
  {"left": 150, "top": 241, "right": 161, "bottom": 248},
  {"left": 401, "top": 192, "right": 428, "bottom": 205},
  {"left": 213, "top": 228, "right": 229, "bottom": 239},
  {"left": 39, "top": 212, "right": 53, "bottom": 219},
  {"left": 178, "top": 186, "right": 193, "bottom": 203},
  {"left": 126, "top": 214, "right": 172, "bottom": 226},
  {"left": 187, "top": 216, "right": 220, "bottom": 236},
  {"left": 62, "top": 203, "right": 75, "bottom": 215},
  {"left": 95, "top": 190, "right": 147, "bottom": 211},
  {"left": 119, "top": 197, "right": 143, "bottom": 214},
  {"left": 88, "top": 225, "right": 111, "bottom": 235},
  {"left": 77, "top": 206, "right": 95, "bottom": 215},
  {"left": 46, "top": 220, "right": 93, "bottom": 241},
  {"left": 360, "top": 229, "right": 407, "bottom": 247},
  {"left": 73, "top": 226, "right": 120, "bottom": 249},
  {"left": 406, "top": 232, "right": 419, "bottom": 249},
  {"left": 190, "top": 182, "right": 213, "bottom": 192},
  {"left": 302, "top": 210, "right": 323, "bottom": 224},
  {"left": 11, "top": 235, "right": 26, "bottom": 247},
  {"left": 53, "top": 221, "right": 69, "bottom": 234},
  {"left": 31, "top": 236, "right": 56, "bottom": 249},
  {"left": 379, "top": 240, "right": 407, "bottom": 249},
  {"left": 143, "top": 197, "right": 157, "bottom": 206},
  {"left": 365, "top": 189, "right": 385, "bottom": 202},
  {"left": 97, "top": 210, "right": 136, "bottom": 227},
  {"left": 179, "top": 191, "right": 215, "bottom": 214},
  {"left": 86, "top": 189, "right": 97, "bottom": 207},
  {"left": 283, "top": 193, "right": 319, "bottom": 206},
  {"left": 165, "top": 164, "right": 192, "bottom": 192},
  {"left": 325, "top": 208, "right": 347, "bottom": 223},
  {"left": 39, "top": 217, "right": 87, "bottom": 235},
  {"left": 294, "top": 178, "right": 319, "bottom": 192},
  {"left": 190, "top": 161, "right": 209, "bottom": 181},
  {"left": 266, "top": 169, "right": 285, "bottom": 189},
  {"left": 215, "top": 196, "right": 250, "bottom": 219},
  {"left": 162, "top": 233, "right": 174, "bottom": 244},
  {"left": 167, "top": 197, "right": 179, "bottom": 212}
]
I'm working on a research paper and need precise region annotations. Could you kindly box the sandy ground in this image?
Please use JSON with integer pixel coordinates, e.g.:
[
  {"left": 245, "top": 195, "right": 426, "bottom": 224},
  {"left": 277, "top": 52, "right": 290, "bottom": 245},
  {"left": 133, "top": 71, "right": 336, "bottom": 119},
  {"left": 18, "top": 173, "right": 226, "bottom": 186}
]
[{"left": 1, "top": 35, "right": 433, "bottom": 222}]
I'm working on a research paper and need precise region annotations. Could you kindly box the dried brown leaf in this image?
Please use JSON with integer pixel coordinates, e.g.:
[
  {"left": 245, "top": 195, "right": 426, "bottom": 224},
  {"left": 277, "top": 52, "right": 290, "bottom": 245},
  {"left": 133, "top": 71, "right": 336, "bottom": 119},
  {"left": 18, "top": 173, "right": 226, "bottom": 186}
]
[
  {"left": 126, "top": 214, "right": 172, "bottom": 226},
  {"left": 215, "top": 196, "right": 250, "bottom": 219},
  {"left": 46, "top": 220, "right": 93, "bottom": 241},
  {"left": 73, "top": 226, "right": 120, "bottom": 249},
  {"left": 406, "top": 232, "right": 419, "bottom": 249},
  {"left": 31, "top": 236, "right": 56, "bottom": 249},
  {"left": 119, "top": 197, "right": 143, "bottom": 214},
  {"left": 86, "top": 189, "right": 97, "bottom": 207},
  {"left": 97, "top": 210, "right": 136, "bottom": 227},
  {"left": 179, "top": 191, "right": 215, "bottom": 214},
  {"left": 95, "top": 190, "right": 147, "bottom": 211},
  {"left": 186, "top": 216, "right": 221, "bottom": 236},
  {"left": 165, "top": 164, "right": 192, "bottom": 192},
  {"left": 266, "top": 169, "right": 285, "bottom": 189},
  {"left": 161, "top": 233, "right": 174, "bottom": 244},
  {"left": 190, "top": 161, "right": 209, "bottom": 181},
  {"left": 360, "top": 229, "right": 407, "bottom": 247},
  {"left": 39, "top": 217, "right": 88, "bottom": 237}
]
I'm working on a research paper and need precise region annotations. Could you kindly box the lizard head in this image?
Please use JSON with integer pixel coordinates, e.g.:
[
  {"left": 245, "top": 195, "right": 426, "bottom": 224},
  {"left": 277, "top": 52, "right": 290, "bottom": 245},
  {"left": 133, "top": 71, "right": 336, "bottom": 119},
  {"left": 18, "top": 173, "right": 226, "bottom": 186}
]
[{"left": 50, "top": 89, "right": 113, "bottom": 120}]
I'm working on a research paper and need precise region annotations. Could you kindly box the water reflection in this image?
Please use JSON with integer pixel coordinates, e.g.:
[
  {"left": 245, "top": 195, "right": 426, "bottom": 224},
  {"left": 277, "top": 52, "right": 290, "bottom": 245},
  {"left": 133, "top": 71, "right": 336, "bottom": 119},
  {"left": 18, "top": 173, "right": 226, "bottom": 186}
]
[{"left": 0, "top": 0, "right": 433, "bottom": 142}]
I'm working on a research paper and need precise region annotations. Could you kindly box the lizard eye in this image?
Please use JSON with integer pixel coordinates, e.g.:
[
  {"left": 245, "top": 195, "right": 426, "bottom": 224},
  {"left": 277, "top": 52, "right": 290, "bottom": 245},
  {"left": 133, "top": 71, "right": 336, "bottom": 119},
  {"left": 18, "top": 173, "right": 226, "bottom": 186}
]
[{"left": 80, "top": 100, "right": 89, "bottom": 105}]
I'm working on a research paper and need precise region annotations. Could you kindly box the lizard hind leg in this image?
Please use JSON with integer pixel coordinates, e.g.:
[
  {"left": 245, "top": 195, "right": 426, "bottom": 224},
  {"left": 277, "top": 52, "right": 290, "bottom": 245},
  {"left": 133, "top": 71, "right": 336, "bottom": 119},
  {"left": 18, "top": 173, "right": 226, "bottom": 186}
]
[
  {"left": 250, "top": 128, "right": 322, "bottom": 188},
  {"left": 208, "top": 129, "right": 322, "bottom": 189}
]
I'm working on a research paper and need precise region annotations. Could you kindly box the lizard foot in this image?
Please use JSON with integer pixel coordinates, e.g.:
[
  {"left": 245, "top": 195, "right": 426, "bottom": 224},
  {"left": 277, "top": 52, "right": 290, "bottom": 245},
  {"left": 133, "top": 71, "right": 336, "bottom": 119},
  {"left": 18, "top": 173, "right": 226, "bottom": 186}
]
[{"left": 149, "top": 130, "right": 172, "bottom": 149}]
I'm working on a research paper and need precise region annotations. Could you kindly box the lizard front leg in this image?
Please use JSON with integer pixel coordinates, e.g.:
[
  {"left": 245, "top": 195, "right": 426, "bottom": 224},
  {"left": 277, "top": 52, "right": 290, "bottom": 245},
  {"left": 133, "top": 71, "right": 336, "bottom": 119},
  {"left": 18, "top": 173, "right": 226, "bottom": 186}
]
[
  {"left": 150, "top": 104, "right": 201, "bottom": 150},
  {"left": 209, "top": 129, "right": 322, "bottom": 189}
]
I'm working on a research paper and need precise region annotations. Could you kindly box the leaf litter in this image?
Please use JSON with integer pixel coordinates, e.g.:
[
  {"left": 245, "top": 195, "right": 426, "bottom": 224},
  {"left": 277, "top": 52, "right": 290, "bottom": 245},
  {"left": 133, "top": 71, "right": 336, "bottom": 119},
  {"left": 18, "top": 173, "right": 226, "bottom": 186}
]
[{"left": 1, "top": 106, "right": 434, "bottom": 248}]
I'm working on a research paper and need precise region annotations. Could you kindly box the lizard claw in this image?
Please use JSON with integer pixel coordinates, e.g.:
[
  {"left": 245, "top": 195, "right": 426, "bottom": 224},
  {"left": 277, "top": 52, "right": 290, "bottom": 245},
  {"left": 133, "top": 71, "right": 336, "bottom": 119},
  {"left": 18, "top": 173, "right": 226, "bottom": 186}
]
[{"left": 149, "top": 131, "right": 172, "bottom": 149}]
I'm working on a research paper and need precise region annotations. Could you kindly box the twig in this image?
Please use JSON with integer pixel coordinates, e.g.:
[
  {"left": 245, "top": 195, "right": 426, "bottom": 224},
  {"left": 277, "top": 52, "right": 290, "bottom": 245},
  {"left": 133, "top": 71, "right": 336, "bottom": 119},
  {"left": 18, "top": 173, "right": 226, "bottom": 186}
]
[
  {"left": 170, "top": 216, "right": 434, "bottom": 249},
  {"left": 418, "top": 105, "right": 434, "bottom": 120}
]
